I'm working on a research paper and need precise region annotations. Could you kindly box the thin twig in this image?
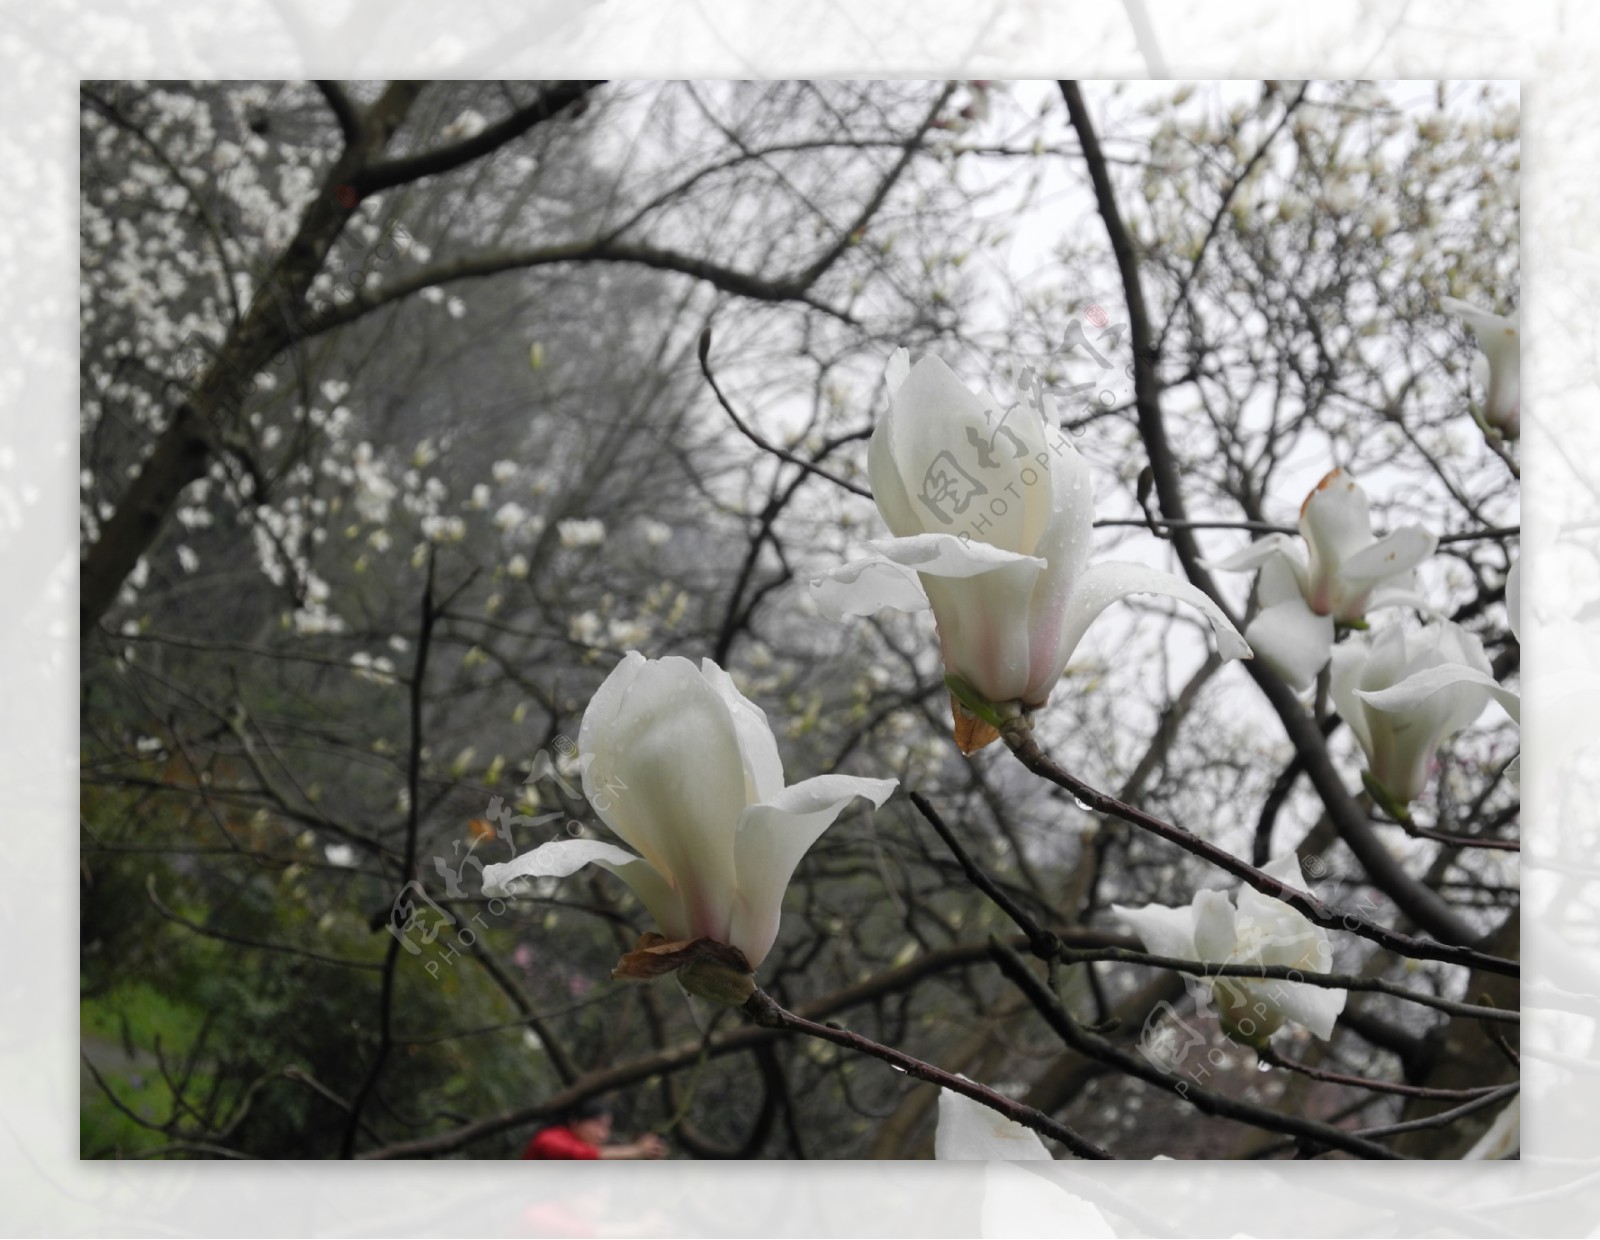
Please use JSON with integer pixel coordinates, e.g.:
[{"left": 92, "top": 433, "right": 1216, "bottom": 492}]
[
  {"left": 1001, "top": 715, "right": 1519, "bottom": 979},
  {"left": 1051, "top": 944, "right": 1517, "bottom": 1024},
  {"left": 1255, "top": 1044, "right": 1508, "bottom": 1100},
  {"left": 1351, "top": 1082, "right": 1518, "bottom": 1139},
  {"left": 740, "top": 987, "right": 1112, "bottom": 1159},
  {"left": 341, "top": 552, "right": 437, "bottom": 1157},
  {"left": 909, "top": 791, "right": 1055, "bottom": 955},
  {"left": 990, "top": 940, "right": 1406, "bottom": 1160},
  {"left": 698, "top": 328, "right": 872, "bottom": 498}
]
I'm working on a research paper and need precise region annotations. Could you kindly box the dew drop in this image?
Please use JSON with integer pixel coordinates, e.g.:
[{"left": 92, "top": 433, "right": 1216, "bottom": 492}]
[
  {"left": 1073, "top": 797, "right": 1093, "bottom": 812},
  {"left": 1257, "top": 1060, "right": 1273, "bottom": 1073}
]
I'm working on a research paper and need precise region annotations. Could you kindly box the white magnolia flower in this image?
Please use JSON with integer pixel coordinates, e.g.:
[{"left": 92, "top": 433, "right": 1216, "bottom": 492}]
[
  {"left": 1443, "top": 297, "right": 1520, "bottom": 439},
  {"left": 1330, "top": 620, "right": 1520, "bottom": 806},
  {"left": 482, "top": 653, "right": 896, "bottom": 971},
  {"left": 420, "top": 514, "right": 465, "bottom": 544},
  {"left": 323, "top": 843, "right": 357, "bottom": 867},
  {"left": 493, "top": 501, "right": 529, "bottom": 533},
  {"left": 1211, "top": 469, "right": 1436, "bottom": 691},
  {"left": 557, "top": 517, "right": 606, "bottom": 549},
  {"left": 935, "top": 1085, "right": 1052, "bottom": 1161},
  {"left": 935, "top": 1089, "right": 1118, "bottom": 1234},
  {"left": 1113, "top": 855, "right": 1347, "bottom": 1045},
  {"left": 811, "top": 352, "right": 1248, "bottom": 733}
]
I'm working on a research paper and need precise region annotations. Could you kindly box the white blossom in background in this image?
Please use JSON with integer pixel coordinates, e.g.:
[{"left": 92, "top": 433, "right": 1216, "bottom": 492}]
[
  {"left": 607, "top": 617, "right": 651, "bottom": 647},
  {"left": 420, "top": 514, "right": 466, "bottom": 544},
  {"left": 493, "top": 502, "right": 530, "bottom": 533},
  {"left": 1114, "top": 855, "right": 1346, "bottom": 1045},
  {"left": 483, "top": 653, "right": 896, "bottom": 972},
  {"left": 639, "top": 518, "right": 673, "bottom": 547},
  {"left": 440, "top": 108, "right": 488, "bottom": 142},
  {"left": 1442, "top": 297, "right": 1520, "bottom": 438},
  {"left": 176, "top": 545, "right": 199, "bottom": 574},
  {"left": 558, "top": 517, "right": 606, "bottom": 549},
  {"left": 1330, "top": 620, "right": 1520, "bottom": 806},
  {"left": 323, "top": 844, "right": 358, "bottom": 868},
  {"left": 568, "top": 612, "right": 603, "bottom": 645},
  {"left": 1211, "top": 469, "right": 1436, "bottom": 691},
  {"left": 350, "top": 651, "right": 397, "bottom": 686},
  {"left": 506, "top": 553, "right": 531, "bottom": 580},
  {"left": 811, "top": 351, "right": 1248, "bottom": 747},
  {"left": 492, "top": 459, "right": 519, "bottom": 484},
  {"left": 351, "top": 444, "right": 397, "bottom": 525}
]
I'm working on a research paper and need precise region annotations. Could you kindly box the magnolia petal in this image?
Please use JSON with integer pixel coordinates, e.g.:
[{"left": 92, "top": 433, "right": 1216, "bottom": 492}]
[
  {"left": 1464, "top": 1098, "right": 1520, "bottom": 1161},
  {"left": 934, "top": 1083, "right": 1053, "bottom": 1161},
  {"left": 1051, "top": 560, "right": 1251, "bottom": 676},
  {"left": 810, "top": 556, "right": 931, "bottom": 620},
  {"left": 868, "top": 400, "right": 922, "bottom": 539},
  {"left": 1357, "top": 663, "right": 1520, "bottom": 725},
  {"left": 1341, "top": 526, "right": 1437, "bottom": 587},
  {"left": 1256, "top": 552, "right": 1309, "bottom": 609},
  {"left": 1017, "top": 431, "right": 1099, "bottom": 697},
  {"left": 1299, "top": 469, "right": 1373, "bottom": 570},
  {"left": 980, "top": 1164, "right": 1116, "bottom": 1238},
  {"left": 482, "top": 837, "right": 643, "bottom": 894},
  {"left": 923, "top": 555, "right": 1048, "bottom": 705},
  {"left": 1113, "top": 901, "right": 1197, "bottom": 961},
  {"left": 1445, "top": 298, "right": 1521, "bottom": 433},
  {"left": 481, "top": 839, "right": 689, "bottom": 942},
  {"left": 1442, "top": 296, "right": 1514, "bottom": 340},
  {"left": 1191, "top": 889, "right": 1240, "bottom": 965},
  {"left": 699, "top": 658, "right": 786, "bottom": 805},
  {"left": 1328, "top": 639, "right": 1375, "bottom": 755},
  {"left": 1254, "top": 975, "right": 1347, "bottom": 1040},
  {"left": 873, "top": 532, "right": 1046, "bottom": 578},
  {"left": 579, "top": 655, "right": 747, "bottom": 941},
  {"left": 729, "top": 774, "right": 896, "bottom": 968},
  {"left": 885, "top": 356, "right": 1044, "bottom": 556},
  {"left": 1366, "top": 582, "right": 1437, "bottom": 616},
  {"left": 812, "top": 532, "right": 1048, "bottom": 624},
  {"left": 885, "top": 347, "right": 912, "bottom": 397},
  {"left": 1209, "top": 533, "right": 1299, "bottom": 573},
  {"left": 1244, "top": 596, "right": 1334, "bottom": 692}
]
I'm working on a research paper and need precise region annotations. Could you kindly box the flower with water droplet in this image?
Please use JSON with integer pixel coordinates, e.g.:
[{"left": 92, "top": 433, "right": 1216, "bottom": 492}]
[
  {"left": 811, "top": 351, "right": 1249, "bottom": 750},
  {"left": 1114, "top": 856, "right": 1346, "bottom": 1046}
]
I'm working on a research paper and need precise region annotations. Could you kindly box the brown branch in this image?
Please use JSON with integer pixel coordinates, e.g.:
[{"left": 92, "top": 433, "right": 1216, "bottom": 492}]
[
  {"left": 1001, "top": 715, "right": 1518, "bottom": 979},
  {"left": 1057, "top": 80, "right": 1485, "bottom": 948},
  {"left": 356, "top": 932, "right": 1115, "bottom": 1159},
  {"left": 740, "top": 988, "right": 1112, "bottom": 1159},
  {"left": 313, "top": 80, "right": 362, "bottom": 146},
  {"left": 356, "top": 82, "right": 602, "bottom": 195},
  {"left": 990, "top": 940, "right": 1406, "bottom": 1160}
]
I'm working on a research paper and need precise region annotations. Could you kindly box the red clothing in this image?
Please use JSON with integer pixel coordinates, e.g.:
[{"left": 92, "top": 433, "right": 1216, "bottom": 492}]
[{"left": 522, "top": 1125, "right": 600, "bottom": 1160}]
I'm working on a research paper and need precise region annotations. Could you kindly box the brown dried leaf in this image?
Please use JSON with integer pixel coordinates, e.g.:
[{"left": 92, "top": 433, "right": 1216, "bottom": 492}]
[{"left": 950, "top": 692, "right": 1001, "bottom": 755}]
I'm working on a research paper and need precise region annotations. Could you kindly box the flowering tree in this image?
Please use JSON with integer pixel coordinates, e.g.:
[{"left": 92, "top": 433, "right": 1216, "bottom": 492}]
[{"left": 81, "top": 78, "right": 1517, "bottom": 1161}]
